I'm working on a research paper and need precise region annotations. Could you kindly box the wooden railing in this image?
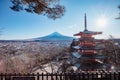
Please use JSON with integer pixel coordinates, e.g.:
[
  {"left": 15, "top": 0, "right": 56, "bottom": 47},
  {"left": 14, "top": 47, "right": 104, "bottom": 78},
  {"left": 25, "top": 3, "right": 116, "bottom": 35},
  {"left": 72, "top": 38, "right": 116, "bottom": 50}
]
[{"left": 0, "top": 72, "right": 120, "bottom": 80}]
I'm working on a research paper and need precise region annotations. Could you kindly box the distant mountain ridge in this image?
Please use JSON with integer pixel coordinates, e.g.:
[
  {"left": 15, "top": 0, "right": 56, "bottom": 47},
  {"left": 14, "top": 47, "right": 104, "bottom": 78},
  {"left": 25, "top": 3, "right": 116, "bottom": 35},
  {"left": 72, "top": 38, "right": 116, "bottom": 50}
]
[{"left": 34, "top": 32, "right": 74, "bottom": 41}]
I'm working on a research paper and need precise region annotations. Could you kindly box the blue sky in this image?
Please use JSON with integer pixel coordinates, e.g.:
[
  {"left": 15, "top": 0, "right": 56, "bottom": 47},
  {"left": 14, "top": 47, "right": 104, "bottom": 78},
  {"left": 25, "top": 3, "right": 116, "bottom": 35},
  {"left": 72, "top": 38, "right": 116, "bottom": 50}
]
[{"left": 0, "top": 0, "right": 120, "bottom": 40}]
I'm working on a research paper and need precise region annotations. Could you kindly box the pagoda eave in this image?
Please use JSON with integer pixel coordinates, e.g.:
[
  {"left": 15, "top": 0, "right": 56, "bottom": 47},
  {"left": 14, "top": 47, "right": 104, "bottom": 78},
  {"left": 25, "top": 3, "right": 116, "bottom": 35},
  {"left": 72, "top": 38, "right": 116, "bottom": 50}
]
[{"left": 74, "top": 31, "right": 102, "bottom": 36}]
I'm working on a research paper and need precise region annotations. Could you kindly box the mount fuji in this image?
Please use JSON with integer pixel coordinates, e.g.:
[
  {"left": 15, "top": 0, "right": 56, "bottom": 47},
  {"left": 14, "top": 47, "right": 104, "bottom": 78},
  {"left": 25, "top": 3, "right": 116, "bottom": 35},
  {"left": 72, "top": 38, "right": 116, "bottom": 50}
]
[{"left": 33, "top": 32, "right": 74, "bottom": 41}]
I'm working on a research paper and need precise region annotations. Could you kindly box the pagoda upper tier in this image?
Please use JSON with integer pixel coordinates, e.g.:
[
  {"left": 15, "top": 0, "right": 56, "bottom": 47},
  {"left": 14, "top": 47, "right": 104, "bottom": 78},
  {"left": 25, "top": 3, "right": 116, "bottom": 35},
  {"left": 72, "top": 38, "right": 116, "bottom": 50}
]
[{"left": 74, "top": 13, "right": 102, "bottom": 36}]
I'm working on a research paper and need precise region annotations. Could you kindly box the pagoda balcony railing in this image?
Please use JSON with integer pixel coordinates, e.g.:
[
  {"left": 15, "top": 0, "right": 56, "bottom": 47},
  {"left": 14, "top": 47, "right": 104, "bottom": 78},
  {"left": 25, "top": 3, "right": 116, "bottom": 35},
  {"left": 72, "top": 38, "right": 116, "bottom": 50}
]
[{"left": 0, "top": 72, "right": 120, "bottom": 80}]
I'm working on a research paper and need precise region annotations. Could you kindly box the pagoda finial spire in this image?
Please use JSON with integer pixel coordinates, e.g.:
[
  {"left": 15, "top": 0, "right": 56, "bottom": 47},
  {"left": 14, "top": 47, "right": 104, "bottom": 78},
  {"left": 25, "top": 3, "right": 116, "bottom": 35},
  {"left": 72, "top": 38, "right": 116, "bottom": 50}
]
[{"left": 84, "top": 13, "right": 88, "bottom": 31}]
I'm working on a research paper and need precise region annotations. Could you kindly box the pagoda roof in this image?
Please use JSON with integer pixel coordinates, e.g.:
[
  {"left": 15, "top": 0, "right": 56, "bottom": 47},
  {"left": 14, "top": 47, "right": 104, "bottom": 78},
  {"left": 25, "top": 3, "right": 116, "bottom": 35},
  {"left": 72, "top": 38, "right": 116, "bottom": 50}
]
[
  {"left": 74, "top": 30, "right": 102, "bottom": 36},
  {"left": 81, "top": 54, "right": 107, "bottom": 59},
  {"left": 72, "top": 45, "right": 104, "bottom": 50},
  {"left": 71, "top": 52, "right": 81, "bottom": 58},
  {"left": 71, "top": 51, "right": 106, "bottom": 59},
  {"left": 79, "top": 61, "right": 105, "bottom": 69},
  {"left": 72, "top": 46, "right": 81, "bottom": 50}
]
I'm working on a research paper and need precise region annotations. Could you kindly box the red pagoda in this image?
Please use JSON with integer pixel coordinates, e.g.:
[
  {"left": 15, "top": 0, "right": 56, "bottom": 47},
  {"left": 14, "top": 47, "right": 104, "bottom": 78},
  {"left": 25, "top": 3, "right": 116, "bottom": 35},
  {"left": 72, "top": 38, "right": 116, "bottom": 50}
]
[{"left": 70, "top": 14, "right": 108, "bottom": 70}]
